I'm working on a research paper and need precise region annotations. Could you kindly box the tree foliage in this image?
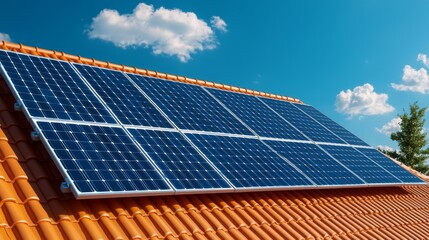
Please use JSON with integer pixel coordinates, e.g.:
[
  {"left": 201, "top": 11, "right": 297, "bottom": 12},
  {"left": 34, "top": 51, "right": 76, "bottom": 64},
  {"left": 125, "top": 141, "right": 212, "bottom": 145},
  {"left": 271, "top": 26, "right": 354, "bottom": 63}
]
[{"left": 390, "top": 102, "right": 429, "bottom": 174}]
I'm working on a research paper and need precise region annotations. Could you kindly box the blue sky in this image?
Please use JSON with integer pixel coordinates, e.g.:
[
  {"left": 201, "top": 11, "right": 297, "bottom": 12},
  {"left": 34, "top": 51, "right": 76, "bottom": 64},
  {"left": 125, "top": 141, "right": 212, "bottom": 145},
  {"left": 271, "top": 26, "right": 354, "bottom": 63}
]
[{"left": 0, "top": 0, "right": 428, "bottom": 149}]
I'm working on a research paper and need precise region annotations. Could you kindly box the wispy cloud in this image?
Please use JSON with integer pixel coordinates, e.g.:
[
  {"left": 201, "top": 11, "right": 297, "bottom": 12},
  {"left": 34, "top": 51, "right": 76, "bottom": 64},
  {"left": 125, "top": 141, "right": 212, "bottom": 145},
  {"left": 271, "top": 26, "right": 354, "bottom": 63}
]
[
  {"left": 376, "top": 117, "right": 401, "bottom": 136},
  {"left": 335, "top": 83, "right": 394, "bottom": 116},
  {"left": 210, "top": 16, "right": 227, "bottom": 33},
  {"left": 88, "top": 3, "right": 226, "bottom": 62},
  {"left": 0, "top": 32, "right": 11, "bottom": 42},
  {"left": 391, "top": 54, "right": 429, "bottom": 94},
  {"left": 417, "top": 53, "right": 429, "bottom": 67}
]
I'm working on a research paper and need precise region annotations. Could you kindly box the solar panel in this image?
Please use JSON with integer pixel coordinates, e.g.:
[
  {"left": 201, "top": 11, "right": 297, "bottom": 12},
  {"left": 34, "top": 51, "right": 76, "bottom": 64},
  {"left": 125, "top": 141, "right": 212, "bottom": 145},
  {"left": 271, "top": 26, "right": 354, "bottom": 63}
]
[
  {"left": 0, "top": 50, "right": 424, "bottom": 199},
  {"left": 293, "top": 103, "right": 368, "bottom": 146},
  {"left": 320, "top": 145, "right": 401, "bottom": 184},
  {"left": 128, "top": 74, "right": 253, "bottom": 135},
  {"left": 264, "top": 140, "right": 365, "bottom": 185},
  {"left": 37, "top": 121, "right": 173, "bottom": 198},
  {"left": 260, "top": 97, "right": 347, "bottom": 144},
  {"left": 356, "top": 148, "right": 424, "bottom": 183},
  {"left": 186, "top": 133, "right": 313, "bottom": 189},
  {"left": 0, "top": 50, "right": 115, "bottom": 123},
  {"left": 73, "top": 64, "right": 173, "bottom": 128},
  {"left": 206, "top": 88, "right": 308, "bottom": 140},
  {"left": 128, "top": 128, "right": 232, "bottom": 191}
]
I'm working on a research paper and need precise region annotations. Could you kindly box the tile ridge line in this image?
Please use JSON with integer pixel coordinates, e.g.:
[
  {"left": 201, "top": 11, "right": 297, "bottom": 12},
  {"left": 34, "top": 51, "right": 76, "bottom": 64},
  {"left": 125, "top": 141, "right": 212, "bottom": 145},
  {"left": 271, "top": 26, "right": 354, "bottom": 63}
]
[{"left": 0, "top": 41, "right": 302, "bottom": 104}]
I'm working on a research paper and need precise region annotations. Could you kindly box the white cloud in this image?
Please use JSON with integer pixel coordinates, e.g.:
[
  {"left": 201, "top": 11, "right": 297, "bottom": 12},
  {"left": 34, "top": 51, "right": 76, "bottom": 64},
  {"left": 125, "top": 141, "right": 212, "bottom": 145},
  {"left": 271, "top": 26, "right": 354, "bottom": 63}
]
[
  {"left": 0, "top": 32, "right": 11, "bottom": 42},
  {"left": 377, "top": 145, "right": 393, "bottom": 151},
  {"left": 335, "top": 83, "right": 394, "bottom": 116},
  {"left": 377, "top": 145, "right": 399, "bottom": 153},
  {"left": 376, "top": 117, "right": 401, "bottom": 136},
  {"left": 88, "top": 3, "right": 226, "bottom": 62},
  {"left": 391, "top": 65, "right": 429, "bottom": 94},
  {"left": 210, "top": 16, "right": 227, "bottom": 33},
  {"left": 417, "top": 53, "right": 429, "bottom": 67}
]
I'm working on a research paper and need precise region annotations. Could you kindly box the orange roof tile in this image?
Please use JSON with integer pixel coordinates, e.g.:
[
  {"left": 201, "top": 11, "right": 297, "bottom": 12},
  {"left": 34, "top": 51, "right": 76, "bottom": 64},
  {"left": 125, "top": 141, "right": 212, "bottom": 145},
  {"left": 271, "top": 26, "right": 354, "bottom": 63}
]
[{"left": 0, "top": 45, "right": 428, "bottom": 239}]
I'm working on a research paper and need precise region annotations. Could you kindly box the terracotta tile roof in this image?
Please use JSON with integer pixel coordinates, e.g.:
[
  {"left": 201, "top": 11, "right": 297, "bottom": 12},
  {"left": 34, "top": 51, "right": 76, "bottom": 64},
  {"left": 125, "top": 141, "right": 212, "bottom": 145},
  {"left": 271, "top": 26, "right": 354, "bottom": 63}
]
[{"left": 0, "top": 44, "right": 428, "bottom": 239}]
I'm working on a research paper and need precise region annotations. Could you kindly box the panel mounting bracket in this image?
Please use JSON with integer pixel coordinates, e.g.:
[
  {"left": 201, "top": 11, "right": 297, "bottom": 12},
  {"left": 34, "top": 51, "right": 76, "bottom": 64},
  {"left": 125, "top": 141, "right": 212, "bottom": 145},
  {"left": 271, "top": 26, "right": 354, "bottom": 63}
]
[
  {"left": 60, "top": 182, "right": 71, "bottom": 193},
  {"left": 14, "top": 102, "right": 22, "bottom": 111},
  {"left": 31, "top": 131, "right": 40, "bottom": 141}
]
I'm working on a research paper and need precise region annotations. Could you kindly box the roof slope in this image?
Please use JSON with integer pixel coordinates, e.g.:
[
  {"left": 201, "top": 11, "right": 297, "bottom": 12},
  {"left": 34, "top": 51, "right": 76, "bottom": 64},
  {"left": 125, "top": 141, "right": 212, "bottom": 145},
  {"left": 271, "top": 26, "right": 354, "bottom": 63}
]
[
  {"left": 0, "top": 62, "right": 428, "bottom": 240},
  {"left": 0, "top": 42, "right": 428, "bottom": 239}
]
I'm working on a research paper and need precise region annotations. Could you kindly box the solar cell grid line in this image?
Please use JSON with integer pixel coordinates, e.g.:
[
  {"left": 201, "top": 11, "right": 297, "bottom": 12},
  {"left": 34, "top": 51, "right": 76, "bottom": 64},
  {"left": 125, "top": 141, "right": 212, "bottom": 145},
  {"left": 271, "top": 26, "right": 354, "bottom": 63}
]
[
  {"left": 205, "top": 88, "right": 308, "bottom": 140},
  {"left": 320, "top": 145, "right": 401, "bottom": 184},
  {"left": 263, "top": 140, "right": 365, "bottom": 186},
  {"left": 355, "top": 147, "right": 425, "bottom": 184},
  {"left": 293, "top": 103, "right": 368, "bottom": 146},
  {"left": 259, "top": 97, "right": 347, "bottom": 144},
  {"left": 72, "top": 64, "right": 173, "bottom": 128},
  {"left": 36, "top": 121, "right": 173, "bottom": 198},
  {"left": 126, "top": 73, "right": 254, "bottom": 135},
  {"left": 186, "top": 133, "right": 314, "bottom": 189},
  {"left": 0, "top": 50, "right": 116, "bottom": 123},
  {"left": 128, "top": 128, "right": 234, "bottom": 191}
]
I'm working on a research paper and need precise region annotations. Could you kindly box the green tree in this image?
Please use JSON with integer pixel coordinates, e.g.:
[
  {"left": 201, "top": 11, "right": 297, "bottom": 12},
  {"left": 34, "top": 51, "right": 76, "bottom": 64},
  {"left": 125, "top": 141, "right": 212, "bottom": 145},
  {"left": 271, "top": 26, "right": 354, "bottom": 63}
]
[{"left": 391, "top": 102, "right": 429, "bottom": 174}]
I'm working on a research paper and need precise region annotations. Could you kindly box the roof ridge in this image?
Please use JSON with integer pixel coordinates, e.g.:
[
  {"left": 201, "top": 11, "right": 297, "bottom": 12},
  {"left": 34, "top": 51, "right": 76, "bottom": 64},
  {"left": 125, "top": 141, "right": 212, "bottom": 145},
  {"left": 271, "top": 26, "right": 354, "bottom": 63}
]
[{"left": 0, "top": 41, "right": 302, "bottom": 103}]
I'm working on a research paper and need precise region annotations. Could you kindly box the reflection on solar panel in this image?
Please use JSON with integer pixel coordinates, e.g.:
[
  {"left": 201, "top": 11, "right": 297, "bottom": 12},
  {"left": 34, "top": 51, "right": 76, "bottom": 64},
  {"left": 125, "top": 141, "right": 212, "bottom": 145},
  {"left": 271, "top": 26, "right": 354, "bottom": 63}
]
[
  {"left": 73, "top": 64, "right": 173, "bottom": 128},
  {"left": 128, "top": 128, "right": 232, "bottom": 191},
  {"left": 0, "top": 49, "right": 424, "bottom": 199},
  {"left": 321, "top": 145, "right": 401, "bottom": 184},
  {"left": 186, "top": 133, "right": 313, "bottom": 189},
  {"left": 356, "top": 148, "right": 424, "bottom": 183},
  {"left": 128, "top": 74, "right": 253, "bottom": 135},
  {"left": 37, "top": 121, "right": 172, "bottom": 197},
  {"left": 264, "top": 140, "right": 364, "bottom": 185},
  {"left": 294, "top": 103, "right": 368, "bottom": 146},
  {"left": 207, "top": 88, "right": 307, "bottom": 140},
  {"left": 260, "top": 98, "right": 347, "bottom": 144},
  {"left": 0, "top": 51, "right": 115, "bottom": 123}
]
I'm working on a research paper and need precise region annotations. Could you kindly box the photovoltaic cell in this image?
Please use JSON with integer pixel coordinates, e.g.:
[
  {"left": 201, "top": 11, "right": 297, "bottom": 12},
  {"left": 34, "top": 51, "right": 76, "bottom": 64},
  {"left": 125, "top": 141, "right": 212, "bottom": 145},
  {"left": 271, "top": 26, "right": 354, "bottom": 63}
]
[
  {"left": 73, "top": 64, "right": 173, "bottom": 128},
  {"left": 356, "top": 148, "right": 424, "bottom": 183},
  {"left": 0, "top": 50, "right": 115, "bottom": 123},
  {"left": 186, "top": 134, "right": 312, "bottom": 189},
  {"left": 293, "top": 103, "right": 368, "bottom": 146},
  {"left": 207, "top": 88, "right": 307, "bottom": 140},
  {"left": 320, "top": 145, "right": 400, "bottom": 184},
  {"left": 260, "top": 97, "right": 347, "bottom": 144},
  {"left": 128, "top": 128, "right": 232, "bottom": 190},
  {"left": 37, "top": 122, "right": 172, "bottom": 195},
  {"left": 0, "top": 50, "right": 423, "bottom": 199},
  {"left": 264, "top": 141, "right": 364, "bottom": 185},
  {"left": 128, "top": 74, "right": 253, "bottom": 135}
]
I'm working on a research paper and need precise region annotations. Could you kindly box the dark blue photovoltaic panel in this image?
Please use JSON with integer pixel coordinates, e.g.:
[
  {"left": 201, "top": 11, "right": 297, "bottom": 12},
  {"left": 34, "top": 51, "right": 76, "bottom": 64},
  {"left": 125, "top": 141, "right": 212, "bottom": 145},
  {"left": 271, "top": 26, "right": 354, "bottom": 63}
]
[
  {"left": 128, "top": 128, "right": 231, "bottom": 190},
  {"left": 37, "top": 122, "right": 172, "bottom": 194},
  {"left": 186, "top": 134, "right": 312, "bottom": 188},
  {"left": 73, "top": 64, "right": 173, "bottom": 128},
  {"left": 321, "top": 145, "right": 400, "bottom": 184},
  {"left": 264, "top": 141, "right": 364, "bottom": 185},
  {"left": 128, "top": 74, "right": 253, "bottom": 135},
  {"left": 356, "top": 148, "right": 424, "bottom": 183},
  {"left": 0, "top": 50, "right": 115, "bottom": 123},
  {"left": 260, "top": 98, "right": 347, "bottom": 144},
  {"left": 293, "top": 103, "right": 368, "bottom": 146},
  {"left": 207, "top": 88, "right": 307, "bottom": 140}
]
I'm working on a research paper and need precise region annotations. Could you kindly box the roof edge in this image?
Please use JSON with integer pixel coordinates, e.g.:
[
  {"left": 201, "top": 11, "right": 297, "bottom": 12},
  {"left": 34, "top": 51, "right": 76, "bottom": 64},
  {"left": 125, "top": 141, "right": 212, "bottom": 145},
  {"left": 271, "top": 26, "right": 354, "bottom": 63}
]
[{"left": 0, "top": 41, "right": 302, "bottom": 103}]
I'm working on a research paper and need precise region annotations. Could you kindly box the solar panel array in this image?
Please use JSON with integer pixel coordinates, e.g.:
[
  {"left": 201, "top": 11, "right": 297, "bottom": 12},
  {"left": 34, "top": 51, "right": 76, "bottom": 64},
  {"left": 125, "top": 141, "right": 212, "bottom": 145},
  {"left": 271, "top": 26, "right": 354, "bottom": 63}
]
[{"left": 0, "top": 49, "right": 424, "bottom": 199}]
